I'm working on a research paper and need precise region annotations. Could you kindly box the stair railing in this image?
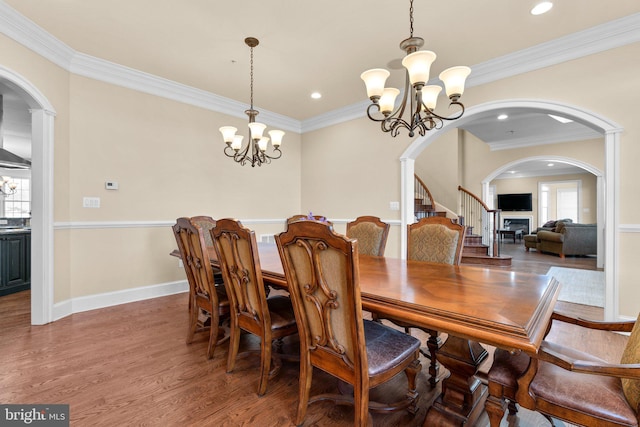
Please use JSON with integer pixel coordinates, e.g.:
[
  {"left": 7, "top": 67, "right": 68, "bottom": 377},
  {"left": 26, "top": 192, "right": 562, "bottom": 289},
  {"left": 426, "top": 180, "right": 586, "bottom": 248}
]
[
  {"left": 458, "top": 186, "right": 501, "bottom": 256},
  {"left": 414, "top": 174, "right": 437, "bottom": 219}
]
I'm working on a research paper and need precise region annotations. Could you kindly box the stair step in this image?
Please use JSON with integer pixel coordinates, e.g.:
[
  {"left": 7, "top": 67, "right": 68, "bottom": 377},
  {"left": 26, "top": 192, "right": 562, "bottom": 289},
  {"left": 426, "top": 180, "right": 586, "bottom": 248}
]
[
  {"left": 463, "top": 245, "right": 489, "bottom": 255},
  {"left": 464, "top": 236, "right": 483, "bottom": 244},
  {"left": 462, "top": 254, "right": 512, "bottom": 267}
]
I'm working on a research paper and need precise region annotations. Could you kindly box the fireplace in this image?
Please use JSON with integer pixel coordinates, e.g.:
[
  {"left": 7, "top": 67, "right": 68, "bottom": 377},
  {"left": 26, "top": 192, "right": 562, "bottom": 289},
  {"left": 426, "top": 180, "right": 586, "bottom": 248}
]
[{"left": 501, "top": 216, "right": 532, "bottom": 235}]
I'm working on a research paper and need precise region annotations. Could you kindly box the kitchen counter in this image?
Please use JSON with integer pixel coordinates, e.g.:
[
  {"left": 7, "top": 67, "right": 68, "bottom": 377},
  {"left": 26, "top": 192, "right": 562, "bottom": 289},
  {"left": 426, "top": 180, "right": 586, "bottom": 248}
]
[{"left": 0, "top": 227, "right": 31, "bottom": 234}]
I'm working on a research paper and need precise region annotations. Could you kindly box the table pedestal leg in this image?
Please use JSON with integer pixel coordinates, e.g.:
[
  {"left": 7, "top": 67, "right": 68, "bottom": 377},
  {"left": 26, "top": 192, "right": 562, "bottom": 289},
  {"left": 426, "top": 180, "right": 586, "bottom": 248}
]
[{"left": 423, "top": 336, "right": 488, "bottom": 426}]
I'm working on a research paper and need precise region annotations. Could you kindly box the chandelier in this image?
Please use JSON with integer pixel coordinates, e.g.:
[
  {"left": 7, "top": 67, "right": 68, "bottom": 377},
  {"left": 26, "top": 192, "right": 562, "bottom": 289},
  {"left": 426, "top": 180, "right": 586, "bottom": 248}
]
[
  {"left": 361, "top": 0, "right": 471, "bottom": 138},
  {"left": 219, "top": 37, "right": 284, "bottom": 167},
  {"left": 0, "top": 176, "right": 17, "bottom": 196}
]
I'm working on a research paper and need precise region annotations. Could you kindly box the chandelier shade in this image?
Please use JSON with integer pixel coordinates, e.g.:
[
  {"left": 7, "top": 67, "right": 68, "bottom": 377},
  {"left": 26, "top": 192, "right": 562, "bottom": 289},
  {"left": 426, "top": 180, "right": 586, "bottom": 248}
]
[
  {"left": 361, "top": 0, "right": 471, "bottom": 138},
  {"left": 220, "top": 37, "right": 284, "bottom": 167}
]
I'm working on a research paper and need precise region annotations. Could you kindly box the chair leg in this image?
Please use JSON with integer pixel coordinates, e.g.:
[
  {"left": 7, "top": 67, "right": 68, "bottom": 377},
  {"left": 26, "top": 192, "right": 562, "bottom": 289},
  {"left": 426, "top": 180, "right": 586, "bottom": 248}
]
[
  {"left": 403, "top": 358, "right": 422, "bottom": 414},
  {"left": 354, "top": 382, "right": 370, "bottom": 427},
  {"left": 226, "top": 319, "right": 241, "bottom": 373},
  {"left": 186, "top": 296, "right": 197, "bottom": 344},
  {"left": 207, "top": 308, "right": 220, "bottom": 359},
  {"left": 485, "top": 393, "right": 507, "bottom": 427},
  {"left": 295, "top": 358, "right": 313, "bottom": 426},
  {"left": 257, "top": 336, "right": 273, "bottom": 396}
]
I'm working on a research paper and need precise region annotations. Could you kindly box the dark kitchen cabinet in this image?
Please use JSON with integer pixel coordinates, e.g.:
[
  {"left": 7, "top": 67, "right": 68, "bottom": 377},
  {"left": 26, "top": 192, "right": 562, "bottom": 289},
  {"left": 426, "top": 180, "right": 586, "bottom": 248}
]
[{"left": 0, "top": 230, "right": 31, "bottom": 296}]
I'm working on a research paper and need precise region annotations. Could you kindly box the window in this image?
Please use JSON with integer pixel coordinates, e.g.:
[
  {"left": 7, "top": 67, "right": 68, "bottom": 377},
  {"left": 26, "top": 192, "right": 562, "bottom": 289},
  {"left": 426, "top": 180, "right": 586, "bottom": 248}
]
[{"left": 3, "top": 177, "right": 30, "bottom": 218}]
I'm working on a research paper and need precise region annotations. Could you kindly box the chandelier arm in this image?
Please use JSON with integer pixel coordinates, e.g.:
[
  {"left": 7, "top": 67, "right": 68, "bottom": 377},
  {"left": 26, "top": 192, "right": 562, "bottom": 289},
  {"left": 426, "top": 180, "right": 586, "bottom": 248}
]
[
  {"left": 420, "top": 100, "right": 466, "bottom": 122},
  {"left": 261, "top": 147, "right": 282, "bottom": 161}
]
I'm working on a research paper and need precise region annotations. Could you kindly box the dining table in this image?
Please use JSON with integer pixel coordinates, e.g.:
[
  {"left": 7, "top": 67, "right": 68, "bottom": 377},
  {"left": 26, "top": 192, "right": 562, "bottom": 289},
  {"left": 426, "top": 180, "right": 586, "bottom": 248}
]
[{"left": 172, "top": 242, "right": 559, "bottom": 426}]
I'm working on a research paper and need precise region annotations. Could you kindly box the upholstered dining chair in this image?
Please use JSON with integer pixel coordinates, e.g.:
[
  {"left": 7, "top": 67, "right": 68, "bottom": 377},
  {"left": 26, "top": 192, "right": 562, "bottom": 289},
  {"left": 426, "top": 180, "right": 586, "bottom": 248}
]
[
  {"left": 346, "top": 215, "right": 390, "bottom": 257},
  {"left": 172, "top": 217, "right": 230, "bottom": 359},
  {"left": 486, "top": 311, "right": 640, "bottom": 427},
  {"left": 407, "top": 216, "right": 466, "bottom": 265},
  {"left": 210, "top": 218, "right": 298, "bottom": 396},
  {"left": 373, "top": 215, "right": 466, "bottom": 388},
  {"left": 276, "top": 220, "right": 422, "bottom": 427}
]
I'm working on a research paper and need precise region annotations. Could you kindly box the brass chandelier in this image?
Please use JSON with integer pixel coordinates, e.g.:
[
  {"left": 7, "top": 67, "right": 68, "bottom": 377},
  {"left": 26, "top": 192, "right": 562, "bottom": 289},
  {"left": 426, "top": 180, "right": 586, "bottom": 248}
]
[
  {"left": 219, "top": 37, "right": 284, "bottom": 167},
  {"left": 361, "top": 0, "right": 471, "bottom": 138}
]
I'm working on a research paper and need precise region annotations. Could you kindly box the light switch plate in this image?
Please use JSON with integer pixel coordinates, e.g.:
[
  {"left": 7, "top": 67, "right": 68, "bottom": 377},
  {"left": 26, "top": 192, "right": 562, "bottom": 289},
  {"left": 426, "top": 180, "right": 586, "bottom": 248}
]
[{"left": 83, "top": 197, "right": 101, "bottom": 208}]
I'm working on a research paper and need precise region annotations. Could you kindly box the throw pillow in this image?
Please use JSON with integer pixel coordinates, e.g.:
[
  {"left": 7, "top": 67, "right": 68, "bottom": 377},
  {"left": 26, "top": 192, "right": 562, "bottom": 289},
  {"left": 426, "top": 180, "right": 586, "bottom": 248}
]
[
  {"left": 543, "top": 220, "right": 556, "bottom": 228},
  {"left": 620, "top": 313, "right": 640, "bottom": 412}
]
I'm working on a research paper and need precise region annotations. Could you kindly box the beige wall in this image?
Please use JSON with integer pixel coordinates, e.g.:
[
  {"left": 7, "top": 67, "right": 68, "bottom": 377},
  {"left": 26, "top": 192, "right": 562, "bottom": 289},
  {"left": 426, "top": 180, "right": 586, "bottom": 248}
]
[{"left": 2, "top": 32, "right": 640, "bottom": 318}]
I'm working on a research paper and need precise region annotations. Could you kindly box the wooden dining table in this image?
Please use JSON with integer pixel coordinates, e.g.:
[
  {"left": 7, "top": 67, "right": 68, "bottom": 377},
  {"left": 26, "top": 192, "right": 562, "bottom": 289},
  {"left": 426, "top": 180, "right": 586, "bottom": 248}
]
[{"left": 173, "top": 243, "right": 559, "bottom": 426}]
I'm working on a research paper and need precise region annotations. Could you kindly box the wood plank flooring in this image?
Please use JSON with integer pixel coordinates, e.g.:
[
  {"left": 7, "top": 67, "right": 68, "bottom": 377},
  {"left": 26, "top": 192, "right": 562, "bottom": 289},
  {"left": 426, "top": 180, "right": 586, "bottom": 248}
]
[{"left": 1, "top": 242, "right": 618, "bottom": 426}]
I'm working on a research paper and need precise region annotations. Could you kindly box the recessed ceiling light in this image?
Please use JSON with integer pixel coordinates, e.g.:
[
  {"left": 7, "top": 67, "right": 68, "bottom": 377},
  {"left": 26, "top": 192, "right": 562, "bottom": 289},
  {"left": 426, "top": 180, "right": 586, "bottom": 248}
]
[
  {"left": 548, "top": 114, "right": 573, "bottom": 124},
  {"left": 547, "top": 163, "right": 555, "bottom": 167},
  {"left": 311, "top": 92, "right": 322, "bottom": 99},
  {"left": 497, "top": 114, "right": 508, "bottom": 120},
  {"left": 509, "top": 170, "right": 516, "bottom": 174},
  {"left": 531, "top": 1, "right": 553, "bottom": 15}
]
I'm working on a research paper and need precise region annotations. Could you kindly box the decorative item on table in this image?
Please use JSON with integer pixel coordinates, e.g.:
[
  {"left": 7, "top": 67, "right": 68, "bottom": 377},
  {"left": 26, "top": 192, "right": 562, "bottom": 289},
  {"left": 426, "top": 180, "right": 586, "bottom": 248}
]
[{"left": 305, "top": 212, "right": 328, "bottom": 223}]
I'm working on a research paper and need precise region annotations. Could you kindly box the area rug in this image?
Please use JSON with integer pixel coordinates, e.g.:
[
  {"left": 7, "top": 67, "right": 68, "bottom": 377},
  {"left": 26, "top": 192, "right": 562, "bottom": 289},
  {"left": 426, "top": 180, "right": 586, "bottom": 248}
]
[{"left": 546, "top": 266, "right": 604, "bottom": 307}]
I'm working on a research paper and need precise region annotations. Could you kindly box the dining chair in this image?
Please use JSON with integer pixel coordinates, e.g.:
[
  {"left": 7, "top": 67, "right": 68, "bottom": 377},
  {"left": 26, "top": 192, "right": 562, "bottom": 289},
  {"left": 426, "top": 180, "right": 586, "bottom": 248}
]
[
  {"left": 286, "top": 213, "right": 333, "bottom": 227},
  {"left": 407, "top": 216, "right": 466, "bottom": 265},
  {"left": 485, "top": 311, "right": 640, "bottom": 427},
  {"left": 373, "top": 215, "right": 466, "bottom": 388},
  {"left": 210, "top": 218, "right": 298, "bottom": 396},
  {"left": 276, "top": 219, "right": 422, "bottom": 427},
  {"left": 346, "top": 215, "right": 390, "bottom": 257},
  {"left": 189, "top": 215, "right": 227, "bottom": 313},
  {"left": 172, "top": 217, "right": 230, "bottom": 359}
]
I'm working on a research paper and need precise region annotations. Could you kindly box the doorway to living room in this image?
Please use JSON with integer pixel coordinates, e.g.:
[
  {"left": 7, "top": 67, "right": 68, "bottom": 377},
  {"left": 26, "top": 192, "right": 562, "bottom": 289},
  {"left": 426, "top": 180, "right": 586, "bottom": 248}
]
[{"left": 399, "top": 99, "right": 621, "bottom": 320}]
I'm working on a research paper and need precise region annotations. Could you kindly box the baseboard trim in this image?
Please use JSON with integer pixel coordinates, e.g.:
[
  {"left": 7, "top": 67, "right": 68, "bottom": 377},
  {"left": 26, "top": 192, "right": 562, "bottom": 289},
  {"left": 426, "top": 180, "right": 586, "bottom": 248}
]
[{"left": 52, "top": 280, "right": 188, "bottom": 321}]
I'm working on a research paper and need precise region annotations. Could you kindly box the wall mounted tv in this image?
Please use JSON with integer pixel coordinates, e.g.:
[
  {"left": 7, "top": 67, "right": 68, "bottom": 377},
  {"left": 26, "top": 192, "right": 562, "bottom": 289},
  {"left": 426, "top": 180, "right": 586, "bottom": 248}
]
[{"left": 497, "top": 193, "right": 533, "bottom": 211}]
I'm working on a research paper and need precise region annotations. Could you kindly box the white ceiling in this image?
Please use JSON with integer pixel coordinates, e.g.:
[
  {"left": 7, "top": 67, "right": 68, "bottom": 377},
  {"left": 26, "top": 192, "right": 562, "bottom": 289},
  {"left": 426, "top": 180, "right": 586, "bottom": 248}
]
[{"left": 1, "top": 0, "right": 638, "bottom": 170}]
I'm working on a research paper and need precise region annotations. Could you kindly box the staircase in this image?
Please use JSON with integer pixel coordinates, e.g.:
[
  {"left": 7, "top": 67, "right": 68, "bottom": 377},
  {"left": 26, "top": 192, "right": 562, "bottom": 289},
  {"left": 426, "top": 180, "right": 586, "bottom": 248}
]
[
  {"left": 413, "top": 176, "right": 512, "bottom": 267},
  {"left": 460, "top": 232, "right": 511, "bottom": 266}
]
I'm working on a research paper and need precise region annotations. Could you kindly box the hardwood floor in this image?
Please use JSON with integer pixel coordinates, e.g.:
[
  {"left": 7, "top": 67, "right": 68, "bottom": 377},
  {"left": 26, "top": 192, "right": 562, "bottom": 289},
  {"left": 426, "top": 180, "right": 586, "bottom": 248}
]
[{"left": 0, "top": 244, "right": 614, "bottom": 426}]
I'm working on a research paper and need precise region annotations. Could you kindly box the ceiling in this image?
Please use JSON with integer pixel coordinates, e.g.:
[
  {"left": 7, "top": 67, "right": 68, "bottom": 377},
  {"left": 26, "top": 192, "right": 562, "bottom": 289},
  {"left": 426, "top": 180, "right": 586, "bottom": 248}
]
[{"left": 2, "top": 0, "right": 639, "bottom": 172}]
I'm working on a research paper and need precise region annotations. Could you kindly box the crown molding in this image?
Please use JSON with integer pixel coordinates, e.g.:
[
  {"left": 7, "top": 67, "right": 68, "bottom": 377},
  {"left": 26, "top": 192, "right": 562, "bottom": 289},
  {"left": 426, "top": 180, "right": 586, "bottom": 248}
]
[
  {"left": 1, "top": 1, "right": 638, "bottom": 135},
  {"left": 0, "top": 1, "right": 74, "bottom": 69}
]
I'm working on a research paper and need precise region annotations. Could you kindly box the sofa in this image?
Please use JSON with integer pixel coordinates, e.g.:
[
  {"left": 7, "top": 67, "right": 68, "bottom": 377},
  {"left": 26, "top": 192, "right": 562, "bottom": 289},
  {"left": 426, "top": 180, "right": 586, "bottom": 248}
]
[{"left": 534, "top": 221, "right": 597, "bottom": 257}]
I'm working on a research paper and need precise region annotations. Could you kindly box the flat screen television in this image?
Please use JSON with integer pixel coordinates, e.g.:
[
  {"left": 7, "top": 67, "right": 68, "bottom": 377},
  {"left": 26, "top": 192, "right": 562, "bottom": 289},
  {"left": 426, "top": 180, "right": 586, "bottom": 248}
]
[{"left": 497, "top": 193, "right": 532, "bottom": 211}]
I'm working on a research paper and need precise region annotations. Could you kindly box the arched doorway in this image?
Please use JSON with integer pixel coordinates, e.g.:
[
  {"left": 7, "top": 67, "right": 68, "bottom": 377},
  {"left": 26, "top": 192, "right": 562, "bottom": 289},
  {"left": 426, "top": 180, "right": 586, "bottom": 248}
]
[
  {"left": 483, "top": 155, "right": 604, "bottom": 269},
  {"left": 0, "top": 65, "right": 56, "bottom": 325},
  {"left": 400, "top": 99, "right": 622, "bottom": 320}
]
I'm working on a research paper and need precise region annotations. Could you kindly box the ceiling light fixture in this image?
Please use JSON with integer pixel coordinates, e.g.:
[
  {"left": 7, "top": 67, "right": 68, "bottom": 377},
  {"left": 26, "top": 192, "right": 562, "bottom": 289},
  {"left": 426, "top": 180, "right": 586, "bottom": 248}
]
[
  {"left": 531, "top": 2, "right": 553, "bottom": 15},
  {"left": 360, "top": 0, "right": 471, "bottom": 138},
  {"left": 219, "top": 37, "right": 284, "bottom": 167},
  {"left": 497, "top": 114, "right": 509, "bottom": 120},
  {"left": 548, "top": 114, "right": 573, "bottom": 124}
]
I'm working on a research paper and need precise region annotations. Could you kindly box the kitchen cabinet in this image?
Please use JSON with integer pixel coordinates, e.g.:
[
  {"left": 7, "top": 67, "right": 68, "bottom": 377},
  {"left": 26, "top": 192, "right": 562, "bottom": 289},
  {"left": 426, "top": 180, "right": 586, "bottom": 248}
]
[{"left": 0, "top": 229, "right": 30, "bottom": 296}]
